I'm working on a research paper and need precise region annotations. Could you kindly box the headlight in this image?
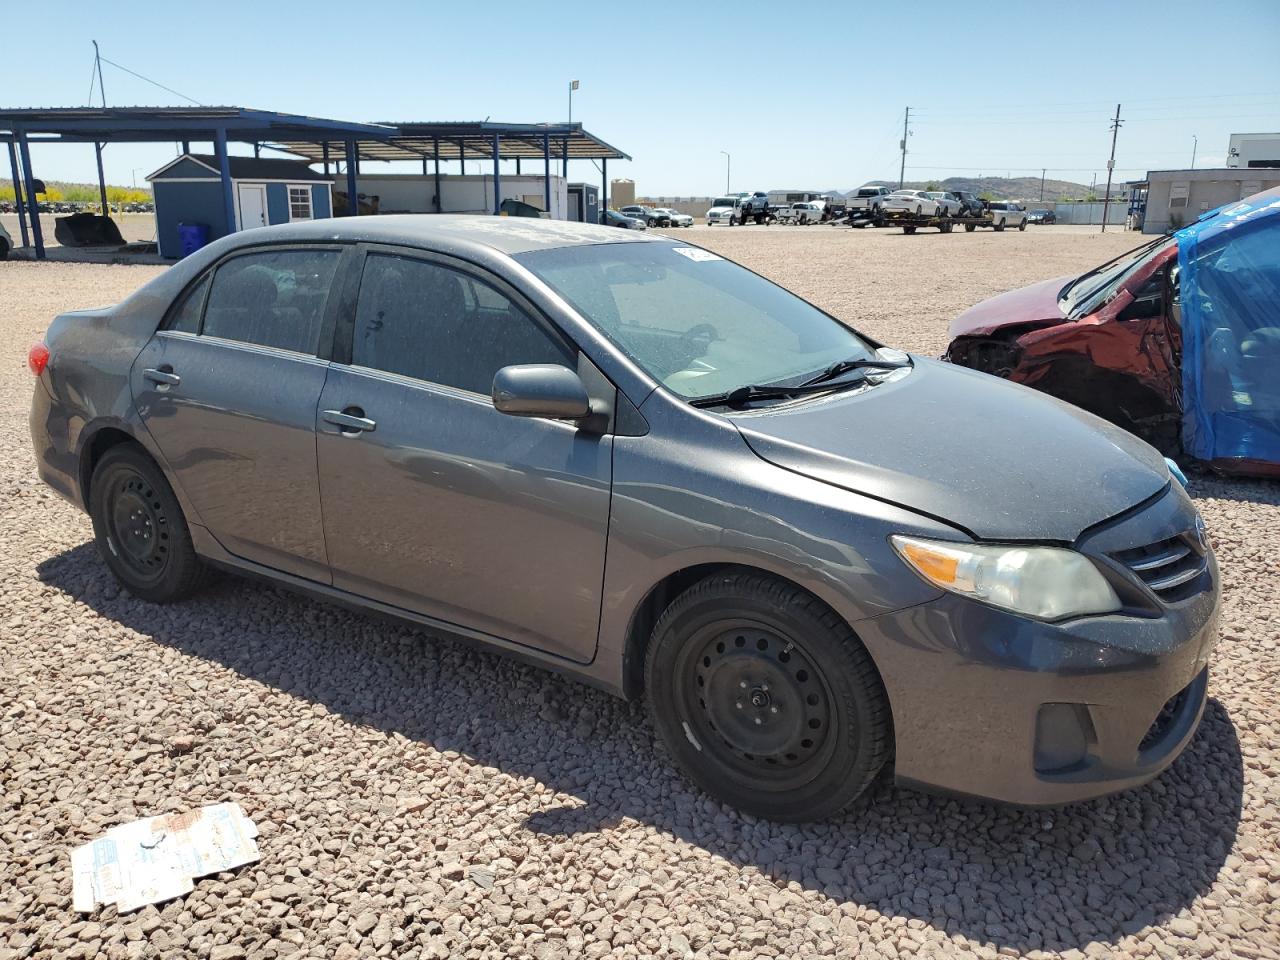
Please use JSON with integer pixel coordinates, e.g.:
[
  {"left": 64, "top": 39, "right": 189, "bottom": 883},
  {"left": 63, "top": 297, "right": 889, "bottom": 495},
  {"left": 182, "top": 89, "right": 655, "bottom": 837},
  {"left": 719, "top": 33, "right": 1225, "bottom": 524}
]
[{"left": 890, "top": 535, "right": 1121, "bottom": 621}]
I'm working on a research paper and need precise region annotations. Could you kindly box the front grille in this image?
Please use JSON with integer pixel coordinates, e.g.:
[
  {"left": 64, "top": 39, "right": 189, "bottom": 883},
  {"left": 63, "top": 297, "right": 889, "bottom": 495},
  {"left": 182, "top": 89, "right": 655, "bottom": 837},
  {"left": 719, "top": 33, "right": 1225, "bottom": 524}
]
[
  {"left": 1139, "top": 683, "right": 1190, "bottom": 752},
  {"left": 1112, "top": 532, "right": 1208, "bottom": 603}
]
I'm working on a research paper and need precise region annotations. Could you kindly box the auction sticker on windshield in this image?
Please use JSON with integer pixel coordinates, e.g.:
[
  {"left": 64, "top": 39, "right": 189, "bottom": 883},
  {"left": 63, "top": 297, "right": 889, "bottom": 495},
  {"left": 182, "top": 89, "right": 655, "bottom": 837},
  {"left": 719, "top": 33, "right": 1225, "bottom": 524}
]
[{"left": 672, "top": 247, "right": 723, "bottom": 262}]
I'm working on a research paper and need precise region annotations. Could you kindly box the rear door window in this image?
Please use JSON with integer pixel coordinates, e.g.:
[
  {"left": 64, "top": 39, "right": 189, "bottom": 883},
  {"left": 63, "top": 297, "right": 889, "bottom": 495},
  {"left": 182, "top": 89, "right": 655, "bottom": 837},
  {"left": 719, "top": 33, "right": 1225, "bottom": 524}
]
[
  {"left": 164, "top": 274, "right": 211, "bottom": 333},
  {"left": 350, "top": 253, "right": 574, "bottom": 395},
  {"left": 203, "top": 248, "right": 341, "bottom": 355}
]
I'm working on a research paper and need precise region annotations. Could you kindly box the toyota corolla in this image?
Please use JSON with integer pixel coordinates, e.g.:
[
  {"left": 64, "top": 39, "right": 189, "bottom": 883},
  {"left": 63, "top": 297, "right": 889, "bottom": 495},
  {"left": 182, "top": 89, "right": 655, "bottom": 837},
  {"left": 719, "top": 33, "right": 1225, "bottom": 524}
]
[{"left": 29, "top": 216, "right": 1219, "bottom": 821}]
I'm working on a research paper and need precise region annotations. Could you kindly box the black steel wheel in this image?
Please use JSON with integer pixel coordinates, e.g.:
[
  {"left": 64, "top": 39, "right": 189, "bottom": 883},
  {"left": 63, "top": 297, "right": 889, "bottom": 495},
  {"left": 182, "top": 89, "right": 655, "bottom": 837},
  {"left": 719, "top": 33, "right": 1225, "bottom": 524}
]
[
  {"left": 965, "top": 223, "right": 977, "bottom": 232},
  {"left": 89, "top": 443, "right": 209, "bottom": 603},
  {"left": 646, "top": 571, "right": 891, "bottom": 821}
]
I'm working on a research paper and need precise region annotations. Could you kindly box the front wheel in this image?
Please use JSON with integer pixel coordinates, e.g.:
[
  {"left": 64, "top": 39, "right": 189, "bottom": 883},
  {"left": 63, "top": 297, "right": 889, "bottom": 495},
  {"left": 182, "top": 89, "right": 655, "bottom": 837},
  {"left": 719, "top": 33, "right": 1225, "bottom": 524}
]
[
  {"left": 965, "top": 223, "right": 976, "bottom": 232},
  {"left": 89, "top": 443, "right": 210, "bottom": 603},
  {"left": 646, "top": 572, "right": 891, "bottom": 822},
  {"left": 994, "top": 219, "right": 1006, "bottom": 231},
  {"left": 1018, "top": 219, "right": 1027, "bottom": 231}
]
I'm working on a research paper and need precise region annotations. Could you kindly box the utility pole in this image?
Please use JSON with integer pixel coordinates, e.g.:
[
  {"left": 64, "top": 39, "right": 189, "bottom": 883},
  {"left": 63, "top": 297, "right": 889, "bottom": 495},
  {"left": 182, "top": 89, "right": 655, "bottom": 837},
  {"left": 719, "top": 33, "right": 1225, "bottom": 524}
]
[
  {"left": 1040, "top": 168, "right": 1046, "bottom": 201},
  {"left": 898, "top": 106, "right": 910, "bottom": 188},
  {"left": 93, "top": 41, "right": 109, "bottom": 217},
  {"left": 1191, "top": 135, "right": 1198, "bottom": 170},
  {"left": 1100, "top": 103, "right": 1122, "bottom": 233}
]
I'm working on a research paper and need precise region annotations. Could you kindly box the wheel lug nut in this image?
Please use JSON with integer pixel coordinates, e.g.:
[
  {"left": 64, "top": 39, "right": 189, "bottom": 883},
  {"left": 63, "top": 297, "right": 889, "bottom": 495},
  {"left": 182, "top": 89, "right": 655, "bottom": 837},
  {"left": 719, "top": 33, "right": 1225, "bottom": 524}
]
[
  {"left": 735, "top": 702, "right": 742, "bottom": 709},
  {"left": 739, "top": 682, "right": 746, "bottom": 689}
]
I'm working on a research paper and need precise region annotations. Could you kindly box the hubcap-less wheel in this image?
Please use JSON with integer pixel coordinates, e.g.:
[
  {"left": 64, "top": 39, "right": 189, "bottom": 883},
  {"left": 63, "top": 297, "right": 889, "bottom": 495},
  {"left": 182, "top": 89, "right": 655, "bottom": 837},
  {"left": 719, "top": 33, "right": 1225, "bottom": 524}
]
[
  {"left": 105, "top": 469, "right": 170, "bottom": 582},
  {"left": 685, "top": 624, "right": 834, "bottom": 786}
]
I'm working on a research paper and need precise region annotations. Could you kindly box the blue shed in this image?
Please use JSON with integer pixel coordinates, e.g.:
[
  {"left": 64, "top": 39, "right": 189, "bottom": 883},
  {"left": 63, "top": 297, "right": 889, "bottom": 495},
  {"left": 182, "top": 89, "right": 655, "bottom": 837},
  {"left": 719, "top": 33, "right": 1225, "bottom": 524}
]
[{"left": 147, "top": 153, "right": 333, "bottom": 258}]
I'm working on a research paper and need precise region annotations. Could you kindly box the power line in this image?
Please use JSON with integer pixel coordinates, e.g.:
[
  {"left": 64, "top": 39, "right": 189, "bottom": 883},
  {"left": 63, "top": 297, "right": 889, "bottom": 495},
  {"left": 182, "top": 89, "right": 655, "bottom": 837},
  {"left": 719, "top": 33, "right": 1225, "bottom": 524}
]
[{"left": 98, "top": 54, "right": 202, "bottom": 105}]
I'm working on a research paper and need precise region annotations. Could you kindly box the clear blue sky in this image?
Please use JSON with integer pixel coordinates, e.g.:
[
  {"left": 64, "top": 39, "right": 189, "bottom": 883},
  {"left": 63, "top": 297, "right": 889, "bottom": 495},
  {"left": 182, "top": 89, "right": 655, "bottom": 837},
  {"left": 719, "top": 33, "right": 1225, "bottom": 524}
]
[{"left": 6, "top": 0, "right": 1279, "bottom": 195}]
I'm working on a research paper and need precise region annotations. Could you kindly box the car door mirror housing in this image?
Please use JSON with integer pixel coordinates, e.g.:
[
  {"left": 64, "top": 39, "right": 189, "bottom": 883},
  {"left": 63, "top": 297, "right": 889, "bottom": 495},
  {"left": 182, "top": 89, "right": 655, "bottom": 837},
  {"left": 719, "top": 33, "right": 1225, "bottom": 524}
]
[{"left": 492, "top": 364, "right": 594, "bottom": 422}]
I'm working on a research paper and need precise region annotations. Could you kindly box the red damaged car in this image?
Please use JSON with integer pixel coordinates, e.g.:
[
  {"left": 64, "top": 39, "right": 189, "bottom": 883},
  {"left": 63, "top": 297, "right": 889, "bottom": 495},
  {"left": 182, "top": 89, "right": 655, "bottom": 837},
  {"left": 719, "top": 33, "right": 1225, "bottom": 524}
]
[{"left": 946, "top": 235, "right": 1185, "bottom": 451}]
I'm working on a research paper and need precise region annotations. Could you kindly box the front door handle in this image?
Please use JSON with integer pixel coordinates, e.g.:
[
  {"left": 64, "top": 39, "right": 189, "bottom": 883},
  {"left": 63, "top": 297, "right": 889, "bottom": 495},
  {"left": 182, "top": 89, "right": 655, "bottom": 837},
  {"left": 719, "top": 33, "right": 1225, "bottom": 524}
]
[
  {"left": 143, "top": 367, "right": 181, "bottom": 386},
  {"left": 322, "top": 408, "right": 377, "bottom": 435}
]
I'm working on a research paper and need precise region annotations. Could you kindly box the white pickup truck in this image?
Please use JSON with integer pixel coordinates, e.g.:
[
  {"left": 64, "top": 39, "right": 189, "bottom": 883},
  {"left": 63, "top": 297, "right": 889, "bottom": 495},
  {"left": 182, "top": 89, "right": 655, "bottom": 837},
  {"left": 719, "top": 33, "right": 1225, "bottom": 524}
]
[
  {"left": 986, "top": 201, "right": 1029, "bottom": 231},
  {"left": 847, "top": 185, "right": 892, "bottom": 218}
]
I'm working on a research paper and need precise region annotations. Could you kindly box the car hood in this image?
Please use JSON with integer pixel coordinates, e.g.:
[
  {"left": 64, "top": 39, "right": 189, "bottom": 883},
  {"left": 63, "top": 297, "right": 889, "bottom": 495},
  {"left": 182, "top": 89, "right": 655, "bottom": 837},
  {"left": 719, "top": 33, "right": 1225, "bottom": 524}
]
[
  {"left": 948, "top": 275, "right": 1073, "bottom": 337},
  {"left": 734, "top": 357, "right": 1169, "bottom": 542}
]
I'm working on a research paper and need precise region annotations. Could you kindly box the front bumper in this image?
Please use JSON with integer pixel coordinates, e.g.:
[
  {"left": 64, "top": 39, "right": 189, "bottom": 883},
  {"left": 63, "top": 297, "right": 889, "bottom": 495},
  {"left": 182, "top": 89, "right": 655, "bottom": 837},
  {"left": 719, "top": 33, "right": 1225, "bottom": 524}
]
[{"left": 856, "top": 486, "right": 1220, "bottom": 806}]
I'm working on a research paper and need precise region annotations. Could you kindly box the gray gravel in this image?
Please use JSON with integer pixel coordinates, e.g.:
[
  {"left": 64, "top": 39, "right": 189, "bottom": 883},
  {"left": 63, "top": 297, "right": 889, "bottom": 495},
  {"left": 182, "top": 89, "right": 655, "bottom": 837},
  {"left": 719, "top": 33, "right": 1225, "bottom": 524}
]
[{"left": 2, "top": 228, "right": 1278, "bottom": 959}]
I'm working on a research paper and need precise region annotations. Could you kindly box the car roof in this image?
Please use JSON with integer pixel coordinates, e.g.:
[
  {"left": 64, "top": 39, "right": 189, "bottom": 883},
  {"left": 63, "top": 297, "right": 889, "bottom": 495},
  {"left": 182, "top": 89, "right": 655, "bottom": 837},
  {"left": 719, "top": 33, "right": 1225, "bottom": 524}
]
[{"left": 216, "top": 214, "right": 660, "bottom": 255}]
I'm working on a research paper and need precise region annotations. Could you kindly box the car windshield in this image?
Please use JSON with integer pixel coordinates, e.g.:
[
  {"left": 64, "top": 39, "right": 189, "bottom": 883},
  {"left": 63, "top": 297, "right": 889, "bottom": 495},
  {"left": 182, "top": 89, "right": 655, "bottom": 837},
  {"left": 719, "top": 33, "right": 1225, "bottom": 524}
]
[
  {"left": 515, "top": 242, "right": 876, "bottom": 401},
  {"left": 711, "top": 198, "right": 736, "bottom": 207},
  {"left": 926, "top": 192, "right": 945, "bottom": 199},
  {"left": 856, "top": 189, "right": 880, "bottom": 197},
  {"left": 1060, "top": 236, "right": 1176, "bottom": 317}
]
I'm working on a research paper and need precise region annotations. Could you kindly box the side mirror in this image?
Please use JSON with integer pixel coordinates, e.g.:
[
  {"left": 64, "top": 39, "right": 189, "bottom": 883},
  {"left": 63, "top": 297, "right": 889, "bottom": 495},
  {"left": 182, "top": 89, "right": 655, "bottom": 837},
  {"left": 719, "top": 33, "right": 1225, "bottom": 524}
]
[{"left": 492, "top": 364, "right": 593, "bottom": 421}]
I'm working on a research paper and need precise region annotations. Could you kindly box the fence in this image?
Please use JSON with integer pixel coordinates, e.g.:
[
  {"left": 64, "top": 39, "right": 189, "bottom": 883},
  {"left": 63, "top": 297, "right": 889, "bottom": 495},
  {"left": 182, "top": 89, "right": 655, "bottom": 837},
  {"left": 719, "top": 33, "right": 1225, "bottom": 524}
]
[{"left": 1050, "top": 201, "right": 1130, "bottom": 226}]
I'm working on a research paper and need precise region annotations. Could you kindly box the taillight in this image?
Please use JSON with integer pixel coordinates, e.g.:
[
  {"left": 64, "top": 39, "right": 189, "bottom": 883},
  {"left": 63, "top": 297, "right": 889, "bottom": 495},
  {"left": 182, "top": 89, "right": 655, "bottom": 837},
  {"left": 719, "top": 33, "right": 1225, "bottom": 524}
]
[{"left": 28, "top": 343, "right": 50, "bottom": 377}]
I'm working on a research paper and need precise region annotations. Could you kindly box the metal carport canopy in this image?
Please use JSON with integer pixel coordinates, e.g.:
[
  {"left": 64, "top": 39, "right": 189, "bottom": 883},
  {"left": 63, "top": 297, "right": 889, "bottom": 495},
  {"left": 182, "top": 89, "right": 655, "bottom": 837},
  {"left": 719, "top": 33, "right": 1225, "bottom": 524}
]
[
  {"left": 0, "top": 106, "right": 397, "bottom": 259},
  {"left": 273, "top": 121, "right": 631, "bottom": 162}
]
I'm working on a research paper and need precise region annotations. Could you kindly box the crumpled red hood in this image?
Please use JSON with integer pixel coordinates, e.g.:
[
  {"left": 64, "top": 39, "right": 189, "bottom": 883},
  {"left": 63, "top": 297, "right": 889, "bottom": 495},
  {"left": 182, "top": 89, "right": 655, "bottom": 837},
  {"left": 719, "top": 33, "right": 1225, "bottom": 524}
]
[{"left": 949, "top": 275, "right": 1072, "bottom": 338}]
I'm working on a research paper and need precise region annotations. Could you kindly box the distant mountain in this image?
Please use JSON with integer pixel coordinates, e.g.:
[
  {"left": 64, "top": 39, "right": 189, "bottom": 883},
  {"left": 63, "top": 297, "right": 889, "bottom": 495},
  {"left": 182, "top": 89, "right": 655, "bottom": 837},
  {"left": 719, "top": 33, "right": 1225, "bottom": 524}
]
[{"left": 851, "top": 176, "right": 1093, "bottom": 202}]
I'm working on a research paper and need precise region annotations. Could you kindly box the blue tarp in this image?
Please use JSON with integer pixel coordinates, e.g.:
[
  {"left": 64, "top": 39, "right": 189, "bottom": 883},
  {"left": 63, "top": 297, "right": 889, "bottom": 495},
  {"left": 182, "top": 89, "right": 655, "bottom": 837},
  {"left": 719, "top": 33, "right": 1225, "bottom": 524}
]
[{"left": 1176, "top": 186, "right": 1280, "bottom": 468}]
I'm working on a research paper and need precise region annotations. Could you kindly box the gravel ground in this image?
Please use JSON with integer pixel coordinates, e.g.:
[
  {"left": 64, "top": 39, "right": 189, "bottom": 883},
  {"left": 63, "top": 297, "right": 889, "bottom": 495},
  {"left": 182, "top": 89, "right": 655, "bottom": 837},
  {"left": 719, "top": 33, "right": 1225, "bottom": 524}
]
[{"left": 1, "top": 226, "right": 1277, "bottom": 960}]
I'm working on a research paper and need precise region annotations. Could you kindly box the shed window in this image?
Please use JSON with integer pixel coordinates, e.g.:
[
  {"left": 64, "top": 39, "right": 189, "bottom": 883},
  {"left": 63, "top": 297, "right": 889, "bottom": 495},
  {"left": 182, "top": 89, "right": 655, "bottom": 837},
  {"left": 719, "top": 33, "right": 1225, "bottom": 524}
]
[{"left": 288, "top": 186, "right": 313, "bottom": 221}]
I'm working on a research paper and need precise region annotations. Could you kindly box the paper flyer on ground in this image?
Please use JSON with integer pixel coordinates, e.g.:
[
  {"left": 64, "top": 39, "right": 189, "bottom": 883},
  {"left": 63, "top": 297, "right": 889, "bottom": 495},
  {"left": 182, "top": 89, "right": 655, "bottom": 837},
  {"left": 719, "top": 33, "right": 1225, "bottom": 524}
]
[{"left": 71, "top": 802, "right": 260, "bottom": 914}]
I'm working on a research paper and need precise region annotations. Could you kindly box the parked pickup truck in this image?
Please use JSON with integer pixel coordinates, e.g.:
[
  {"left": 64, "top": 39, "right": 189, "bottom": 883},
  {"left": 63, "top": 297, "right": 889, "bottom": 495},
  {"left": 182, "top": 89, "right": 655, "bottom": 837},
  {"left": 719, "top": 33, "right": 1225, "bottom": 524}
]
[
  {"left": 987, "top": 202, "right": 1029, "bottom": 231},
  {"left": 847, "top": 186, "right": 892, "bottom": 217}
]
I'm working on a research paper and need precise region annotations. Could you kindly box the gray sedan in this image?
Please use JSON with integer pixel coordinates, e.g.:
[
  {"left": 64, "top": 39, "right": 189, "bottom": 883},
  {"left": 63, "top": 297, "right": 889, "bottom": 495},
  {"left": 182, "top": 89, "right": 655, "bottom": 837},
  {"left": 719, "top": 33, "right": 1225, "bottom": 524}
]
[{"left": 29, "top": 216, "right": 1219, "bottom": 820}]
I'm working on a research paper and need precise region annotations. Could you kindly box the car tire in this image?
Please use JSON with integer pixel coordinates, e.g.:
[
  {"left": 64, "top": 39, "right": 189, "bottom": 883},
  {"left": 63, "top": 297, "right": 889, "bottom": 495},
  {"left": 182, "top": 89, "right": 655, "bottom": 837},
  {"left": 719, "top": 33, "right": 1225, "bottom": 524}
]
[
  {"left": 0, "top": 240, "right": 9, "bottom": 261},
  {"left": 647, "top": 218, "right": 657, "bottom": 227},
  {"left": 965, "top": 223, "right": 976, "bottom": 232},
  {"left": 89, "top": 443, "right": 210, "bottom": 603},
  {"left": 1018, "top": 219, "right": 1027, "bottom": 231},
  {"left": 995, "top": 219, "right": 1006, "bottom": 231},
  {"left": 914, "top": 205, "right": 922, "bottom": 216},
  {"left": 645, "top": 571, "right": 891, "bottom": 822}
]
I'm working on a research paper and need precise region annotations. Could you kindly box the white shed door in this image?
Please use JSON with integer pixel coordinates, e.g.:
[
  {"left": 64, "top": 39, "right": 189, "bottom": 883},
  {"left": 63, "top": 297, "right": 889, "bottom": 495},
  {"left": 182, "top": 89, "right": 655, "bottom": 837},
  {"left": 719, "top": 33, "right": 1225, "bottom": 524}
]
[{"left": 237, "top": 184, "right": 267, "bottom": 230}]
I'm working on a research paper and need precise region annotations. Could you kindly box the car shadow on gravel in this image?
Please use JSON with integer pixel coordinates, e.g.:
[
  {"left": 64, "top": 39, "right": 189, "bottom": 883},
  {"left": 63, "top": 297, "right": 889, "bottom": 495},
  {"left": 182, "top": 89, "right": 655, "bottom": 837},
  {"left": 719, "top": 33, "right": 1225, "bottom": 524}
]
[{"left": 38, "top": 543, "right": 1243, "bottom": 955}]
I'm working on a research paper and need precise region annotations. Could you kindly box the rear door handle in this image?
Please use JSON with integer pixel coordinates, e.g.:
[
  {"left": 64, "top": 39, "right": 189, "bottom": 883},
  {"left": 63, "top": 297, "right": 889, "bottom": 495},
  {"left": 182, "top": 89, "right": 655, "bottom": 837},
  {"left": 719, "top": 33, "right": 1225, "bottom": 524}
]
[
  {"left": 322, "top": 408, "right": 377, "bottom": 434},
  {"left": 143, "top": 367, "right": 181, "bottom": 386}
]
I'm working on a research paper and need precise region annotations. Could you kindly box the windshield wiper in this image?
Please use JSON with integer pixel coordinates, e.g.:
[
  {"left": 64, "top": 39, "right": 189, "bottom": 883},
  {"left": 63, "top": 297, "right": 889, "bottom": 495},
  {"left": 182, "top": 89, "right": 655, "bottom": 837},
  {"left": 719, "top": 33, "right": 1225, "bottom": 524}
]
[
  {"left": 1059, "top": 235, "right": 1166, "bottom": 300},
  {"left": 799, "top": 357, "right": 910, "bottom": 386},
  {"left": 690, "top": 366, "right": 904, "bottom": 410}
]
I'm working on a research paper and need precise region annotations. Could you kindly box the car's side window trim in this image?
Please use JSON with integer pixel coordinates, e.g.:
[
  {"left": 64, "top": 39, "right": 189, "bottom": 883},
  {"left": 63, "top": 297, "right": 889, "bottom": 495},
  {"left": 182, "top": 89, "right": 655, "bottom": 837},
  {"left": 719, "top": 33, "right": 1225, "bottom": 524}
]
[{"left": 334, "top": 243, "right": 582, "bottom": 382}]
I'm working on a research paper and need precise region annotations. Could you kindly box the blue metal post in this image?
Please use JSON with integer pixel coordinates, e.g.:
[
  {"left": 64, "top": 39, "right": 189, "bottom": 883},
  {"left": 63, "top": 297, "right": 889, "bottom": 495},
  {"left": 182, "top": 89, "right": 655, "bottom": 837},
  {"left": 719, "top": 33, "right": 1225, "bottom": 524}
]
[
  {"left": 433, "top": 136, "right": 441, "bottom": 212},
  {"left": 16, "top": 130, "right": 45, "bottom": 259},
  {"left": 215, "top": 128, "right": 235, "bottom": 234},
  {"left": 492, "top": 133, "right": 501, "bottom": 215},
  {"left": 322, "top": 141, "right": 329, "bottom": 176},
  {"left": 6, "top": 140, "right": 30, "bottom": 249},
  {"left": 95, "top": 143, "right": 109, "bottom": 216},
  {"left": 345, "top": 139, "right": 358, "bottom": 216},
  {"left": 543, "top": 133, "right": 551, "bottom": 214}
]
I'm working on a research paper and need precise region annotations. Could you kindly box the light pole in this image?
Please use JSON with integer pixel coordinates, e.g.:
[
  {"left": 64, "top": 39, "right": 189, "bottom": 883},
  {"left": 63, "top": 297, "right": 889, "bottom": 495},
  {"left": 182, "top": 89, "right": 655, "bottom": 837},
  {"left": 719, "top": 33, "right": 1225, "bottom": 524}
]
[
  {"left": 1191, "top": 135, "right": 1198, "bottom": 170},
  {"left": 719, "top": 150, "right": 730, "bottom": 193},
  {"left": 568, "top": 79, "right": 579, "bottom": 124}
]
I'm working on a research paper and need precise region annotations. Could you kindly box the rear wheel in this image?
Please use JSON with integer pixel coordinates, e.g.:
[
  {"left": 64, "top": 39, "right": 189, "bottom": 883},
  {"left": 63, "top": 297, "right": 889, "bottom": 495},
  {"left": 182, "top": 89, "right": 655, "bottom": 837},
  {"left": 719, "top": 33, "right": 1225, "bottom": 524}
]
[
  {"left": 903, "top": 224, "right": 917, "bottom": 234},
  {"left": 89, "top": 444, "right": 209, "bottom": 603},
  {"left": 646, "top": 572, "right": 891, "bottom": 822},
  {"left": 965, "top": 223, "right": 976, "bottom": 232}
]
